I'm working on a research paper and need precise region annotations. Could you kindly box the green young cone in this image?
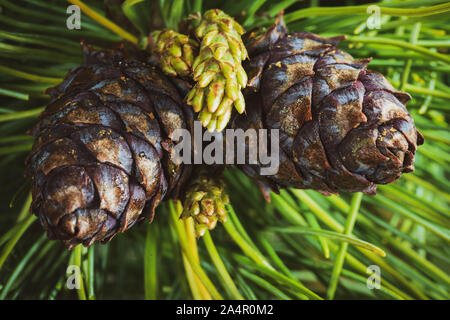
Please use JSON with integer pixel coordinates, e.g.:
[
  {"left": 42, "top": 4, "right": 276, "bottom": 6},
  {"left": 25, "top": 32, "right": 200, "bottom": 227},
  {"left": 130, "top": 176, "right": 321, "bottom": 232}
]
[
  {"left": 186, "top": 9, "right": 248, "bottom": 132},
  {"left": 149, "top": 10, "right": 248, "bottom": 132},
  {"left": 181, "top": 171, "right": 229, "bottom": 237},
  {"left": 148, "top": 30, "right": 199, "bottom": 77}
]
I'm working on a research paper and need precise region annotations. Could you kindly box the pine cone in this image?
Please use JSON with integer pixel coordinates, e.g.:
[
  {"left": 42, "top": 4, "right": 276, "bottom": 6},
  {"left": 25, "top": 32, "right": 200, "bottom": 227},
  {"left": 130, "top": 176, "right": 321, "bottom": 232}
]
[
  {"left": 25, "top": 44, "right": 194, "bottom": 248},
  {"left": 148, "top": 30, "right": 198, "bottom": 77},
  {"left": 181, "top": 170, "right": 228, "bottom": 237},
  {"left": 24, "top": 11, "right": 424, "bottom": 248},
  {"left": 234, "top": 14, "right": 423, "bottom": 196},
  {"left": 185, "top": 9, "right": 248, "bottom": 132}
]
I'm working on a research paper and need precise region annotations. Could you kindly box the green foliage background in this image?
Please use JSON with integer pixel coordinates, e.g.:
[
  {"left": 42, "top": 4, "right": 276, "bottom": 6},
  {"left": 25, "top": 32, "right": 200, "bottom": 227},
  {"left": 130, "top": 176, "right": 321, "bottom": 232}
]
[{"left": 0, "top": 0, "right": 449, "bottom": 300}]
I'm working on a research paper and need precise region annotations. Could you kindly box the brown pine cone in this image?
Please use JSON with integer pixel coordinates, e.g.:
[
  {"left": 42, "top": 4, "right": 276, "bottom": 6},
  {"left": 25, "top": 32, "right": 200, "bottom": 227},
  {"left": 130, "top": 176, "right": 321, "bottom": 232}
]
[
  {"left": 25, "top": 44, "right": 194, "bottom": 249},
  {"left": 24, "top": 12, "right": 424, "bottom": 247},
  {"left": 234, "top": 13, "right": 423, "bottom": 196}
]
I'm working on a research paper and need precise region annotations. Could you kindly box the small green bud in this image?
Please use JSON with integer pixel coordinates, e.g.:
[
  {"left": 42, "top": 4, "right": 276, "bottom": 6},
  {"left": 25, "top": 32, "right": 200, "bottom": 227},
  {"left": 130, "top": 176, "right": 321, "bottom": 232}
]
[
  {"left": 207, "top": 76, "right": 225, "bottom": 113},
  {"left": 216, "top": 107, "right": 232, "bottom": 132},
  {"left": 191, "top": 87, "right": 205, "bottom": 113},
  {"left": 189, "top": 201, "right": 201, "bottom": 216},
  {"left": 183, "top": 44, "right": 195, "bottom": 67},
  {"left": 195, "top": 224, "right": 208, "bottom": 237},
  {"left": 206, "top": 118, "right": 217, "bottom": 133},
  {"left": 198, "top": 71, "right": 217, "bottom": 88},
  {"left": 216, "top": 97, "right": 233, "bottom": 116},
  {"left": 203, "top": 30, "right": 219, "bottom": 47},
  {"left": 161, "top": 64, "right": 177, "bottom": 77},
  {"left": 236, "top": 65, "right": 248, "bottom": 88},
  {"left": 199, "top": 110, "right": 212, "bottom": 127},
  {"left": 234, "top": 91, "right": 245, "bottom": 114},
  {"left": 225, "top": 78, "right": 239, "bottom": 101},
  {"left": 167, "top": 42, "right": 182, "bottom": 57},
  {"left": 201, "top": 199, "right": 215, "bottom": 217},
  {"left": 192, "top": 190, "right": 206, "bottom": 201}
]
